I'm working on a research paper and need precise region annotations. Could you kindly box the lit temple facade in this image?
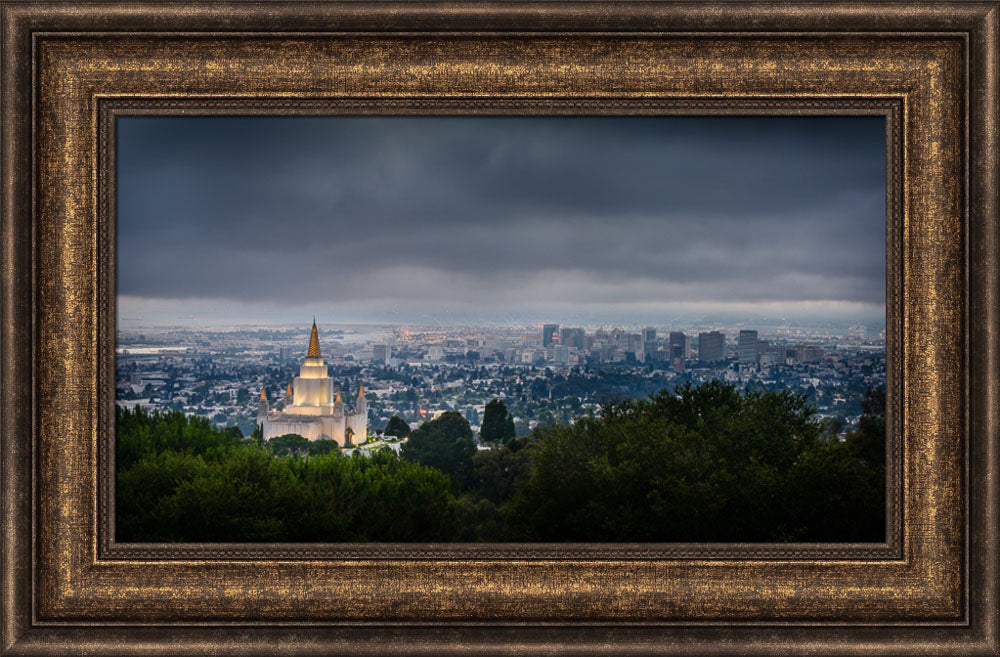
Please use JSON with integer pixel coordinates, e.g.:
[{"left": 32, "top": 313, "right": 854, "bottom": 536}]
[{"left": 257, "top": 319, "right": 367, "bottom": 446}]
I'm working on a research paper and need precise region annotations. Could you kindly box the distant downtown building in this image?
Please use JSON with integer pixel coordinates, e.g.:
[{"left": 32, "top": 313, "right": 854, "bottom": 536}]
[
  {"left": 624, "top": 333, "right": 644, "bottom": 361},
  {"left": 560, "top": 327, "right": 585, "bottom": 349},
  {"left": 542, "top": 324, "right": 559, "bottom": 347},
  {"left": 372, "top": 344, "right": 389, "bottom": 364},
  {"left": 698, "top": 331, "right": 725, "bottom": 362},
  {"left": 738, "top": 330, "right": 759, "bottom": 365},
  {"left": 796, "top": 344, "right": 825, "bottom": 363},
  {"left": 642, "top": 327, "right": 657, "bottom": 358},
  {"left": 668, "top": 331, "right": 688, "bottom": 360}
]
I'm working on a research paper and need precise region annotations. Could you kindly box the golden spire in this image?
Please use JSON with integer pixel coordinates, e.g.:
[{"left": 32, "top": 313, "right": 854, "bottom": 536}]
[
  {"left": 260, "top": 386, "right": 267, "bottom": 401},
  {"left": 307, "top": 317, "right": 321, "bottom": 358},
  {"left": 336, "top": 385, "right": 342, "bottom": 403},
  {"left": 286, "top": 380, "right": 293, "bottom": 397},
  {"left": 359, "top": 381, "right": 365, "bottom": 398}
]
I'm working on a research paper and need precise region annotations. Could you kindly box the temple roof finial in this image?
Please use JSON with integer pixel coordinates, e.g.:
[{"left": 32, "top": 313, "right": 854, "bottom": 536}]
[
  {"left": 359, "top": 381, "right": 365, "bottom": 398},
  {"left": 260, "top": 386, "right": 267, "bottom": 401},
  {"left": 307, "top": 318, "right": 321, "bottom": 358},
  {"left": 336, "top": 385, "right": 342, "bottom": 403}
]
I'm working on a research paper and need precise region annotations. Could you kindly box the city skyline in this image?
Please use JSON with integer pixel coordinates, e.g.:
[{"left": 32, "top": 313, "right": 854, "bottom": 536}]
[{"left": 117, "top": 115, "right": 886, "bottom": 327}]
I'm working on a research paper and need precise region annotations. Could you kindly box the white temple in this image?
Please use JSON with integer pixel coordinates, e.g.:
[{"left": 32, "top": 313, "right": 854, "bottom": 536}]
[{"left": 257, "top": 319, "right": 367, "bottom": 446}]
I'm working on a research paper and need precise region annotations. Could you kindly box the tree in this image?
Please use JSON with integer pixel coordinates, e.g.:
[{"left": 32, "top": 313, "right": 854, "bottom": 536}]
[
  {"left": 250, "top": 423, "right": 264, "bottom": 446},
  {"left": 786, "top": 439, "right": 884, "bottom": 541},
  {"left": 384, "top": 415, "right": 411, "bottom": 439},
  {"left": 504, "top": 381, "right": 846, "bottom": 542},
  {"left": 115, "top": 407, "right": 464, "bottom": 542},
  {"left": 267, "top": 433, "right": 310, "bottom": 457},
  {"left": 782, "top": 384, "right": 886, "bottom": 543},
  {"left": 846, "top": 386, "right": 886, "bottom": 470},
  {"left": 504, "top": 415, "right": 516, "bottom": 443},
  {"left": 401, "top": 411, "right": 476, "bottom": 489},
  {"left": 308, "top": 439, "right": 338, "bottom": 456},
  {"left": 465, "top": 440, "right": 537, "bottom": 506},
  {"left": 479, "top": 399, "right": 509, "bottom": 444}
]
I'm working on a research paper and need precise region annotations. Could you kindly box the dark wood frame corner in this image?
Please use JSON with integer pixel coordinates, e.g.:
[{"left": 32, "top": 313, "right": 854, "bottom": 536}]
[{"left": 2, "top": 2, "right": 998, "bottom": 655}]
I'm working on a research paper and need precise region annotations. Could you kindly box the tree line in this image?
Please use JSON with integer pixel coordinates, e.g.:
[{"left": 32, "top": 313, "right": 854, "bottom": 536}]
[{"left": 117, "top": 380, "right": 884, "bottom": 543}]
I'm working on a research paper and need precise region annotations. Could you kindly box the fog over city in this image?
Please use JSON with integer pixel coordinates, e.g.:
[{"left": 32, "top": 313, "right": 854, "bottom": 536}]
[{"left": 117, "top": 115, "right": 886, "bottom": 328}]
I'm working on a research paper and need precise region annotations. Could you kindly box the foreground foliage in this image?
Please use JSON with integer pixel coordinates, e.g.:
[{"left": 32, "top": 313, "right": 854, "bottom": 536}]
[
  {"left": 504, "top": 381, "right": 884, "bottom": 542},
  {"left": 117, "top": 381, "right": 884, "bottom": 543},
  {"left": 117, "top": 409, "right": 459, "bottom": 542}
]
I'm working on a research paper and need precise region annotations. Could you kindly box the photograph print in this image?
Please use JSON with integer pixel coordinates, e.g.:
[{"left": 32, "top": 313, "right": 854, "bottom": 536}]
[{"left": 115, "top": 115, "right": 887, "bottom": 543}]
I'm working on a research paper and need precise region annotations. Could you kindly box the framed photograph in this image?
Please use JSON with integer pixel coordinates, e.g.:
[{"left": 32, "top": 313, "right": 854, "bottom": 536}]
[
  {"left": 111, "top": 113, "right": 892, "bottom": 551},
  {"left": 2, "top": 2, "right": 997, "bottom": 655}
]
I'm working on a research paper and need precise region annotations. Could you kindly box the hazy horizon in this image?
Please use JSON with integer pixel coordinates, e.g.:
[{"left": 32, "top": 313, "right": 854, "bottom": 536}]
[{"left": 116, "top": 302, "right": 886, "bottom": 332}]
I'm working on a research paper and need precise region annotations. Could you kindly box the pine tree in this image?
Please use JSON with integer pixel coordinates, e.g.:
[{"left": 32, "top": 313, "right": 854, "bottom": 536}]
[
  {"left": 480, "top": 399, "right": 508, "bottom": 444},
  {"left": 503, "top": 414, "right": 516, "bottom": 444},
  {"left": 384, "top": 415, "right": 411, "bottom": 439}
]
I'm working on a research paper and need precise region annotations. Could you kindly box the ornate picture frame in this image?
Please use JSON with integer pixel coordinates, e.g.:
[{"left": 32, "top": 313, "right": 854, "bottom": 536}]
[{"left": 2, "top": 2, "right": 997, "bottom": 654}]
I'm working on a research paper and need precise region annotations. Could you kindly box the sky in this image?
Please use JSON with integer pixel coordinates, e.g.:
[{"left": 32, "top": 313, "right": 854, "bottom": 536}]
[{"left": 116, "top": 115, "right": 886, "bottom": 328}]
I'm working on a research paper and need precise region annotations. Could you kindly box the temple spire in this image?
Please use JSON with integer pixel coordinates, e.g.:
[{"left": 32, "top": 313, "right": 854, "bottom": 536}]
[
  {"left": 336, "top": 385, "right": 342, "bottom": 403},
  {"left": 359, "top": 381, "right": 365, "bottom": 398},
  {"left": 307, "top": 318, "right": 321, "bottom": 358},
  {"left": 260, "top": 386, "right": 267, "bottom": 401}
]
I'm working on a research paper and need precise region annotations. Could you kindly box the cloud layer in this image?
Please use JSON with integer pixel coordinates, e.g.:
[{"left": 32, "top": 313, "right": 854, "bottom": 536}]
[{"left": 117, "top": 116, "right": 886, "bottom": 325}]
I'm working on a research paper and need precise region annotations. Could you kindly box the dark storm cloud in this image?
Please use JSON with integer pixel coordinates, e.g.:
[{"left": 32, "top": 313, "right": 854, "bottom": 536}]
[{"left": 116, "top": 116, "right": 885, "bottom": 318}]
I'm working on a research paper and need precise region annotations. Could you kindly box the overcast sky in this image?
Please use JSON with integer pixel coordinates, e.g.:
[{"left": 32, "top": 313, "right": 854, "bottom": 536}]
[{"left": 117, "top": 115, "right": 886, "bottom": 327}]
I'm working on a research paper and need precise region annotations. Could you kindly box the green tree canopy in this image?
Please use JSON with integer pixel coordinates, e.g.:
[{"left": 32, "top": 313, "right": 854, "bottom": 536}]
[
  {"left": 846, "top": 386, "right": 886, "bottom": 470},
  {"left": 115, "top": 407, "right": 462, "bottom": 542},
  {"left": 401, "top": 411, "right": 476, "bottom": 489},
  {"left": 503, "top": 380, "right": 882, "bottom": 542},
  {"left": 504, "top": 414, "right": 517, "bottom": 443},
  {"left": 116, "top": 382, "right": 885, "bottom": 544},
  {"left": 308, "top": 439, "right": 339, "bottom": 456},
  {"left": 479, "top": 399, "right": 509, "bottom": 444},
  {"left": 383, "top": 415, "right": 411, "bottom": 439},
  {"left": 466, "top": 440, "right": 537, "bottom": 506},
  {"left": 267, "top": 433, "right": 311, "bottom": 458}
]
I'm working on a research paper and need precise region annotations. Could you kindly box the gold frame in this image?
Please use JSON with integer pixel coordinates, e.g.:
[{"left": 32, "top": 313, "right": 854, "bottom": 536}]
[{"left": 2, "top": 2, "right": 997, "bottom": 654}]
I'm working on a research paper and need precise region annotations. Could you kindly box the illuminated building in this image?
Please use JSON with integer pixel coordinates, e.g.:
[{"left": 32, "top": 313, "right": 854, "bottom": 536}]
[{"left": 257, "top": 319, "right": 367, "bottom": 445}]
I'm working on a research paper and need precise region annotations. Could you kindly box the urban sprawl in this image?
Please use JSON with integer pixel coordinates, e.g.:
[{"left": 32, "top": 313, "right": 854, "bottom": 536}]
[{"left": 117, "top": 321, "right": 886, "bottom": 443}]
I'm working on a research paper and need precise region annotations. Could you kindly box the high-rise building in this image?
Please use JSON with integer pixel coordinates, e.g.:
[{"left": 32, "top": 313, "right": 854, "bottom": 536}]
[
  {"left": 642, "top": 327, "right": 658, "bottom": 358},
  {"left": 669, "top": 331, "right": 688, "bottom": 360},
  {"left": 624, "top": 333, "right": 644, "bottom": 361},
  {"left": 372, "top": 344, "right": 389, "bottom": 364},
  {"left": 542, "top": 324, "right": 559, "bottom": 347},
  {"left": 698, "top": 331, "right": 725, "bottom": 362},
  {"left": 796, "top": 344, "right": 824, "bottom": 363},
  {"left": 553, "top": 344, "right": 570, "bottom": 366},
  {"left": 738, "top": 330, "right": 759, "bottom": 365},
  {"left": 559, "top": 327, "right": 585, "bottom": 349}
]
